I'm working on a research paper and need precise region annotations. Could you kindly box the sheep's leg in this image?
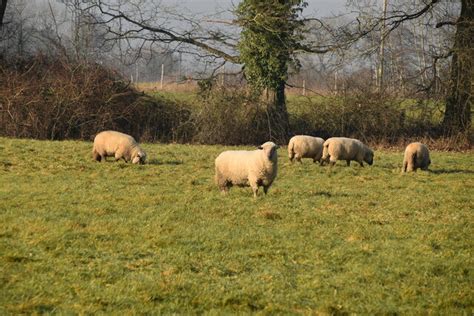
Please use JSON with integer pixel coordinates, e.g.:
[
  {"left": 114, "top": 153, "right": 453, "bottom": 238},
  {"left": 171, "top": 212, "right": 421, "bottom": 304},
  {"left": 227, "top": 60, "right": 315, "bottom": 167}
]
[
  {"left": 359, "top": 161, "right": 364, "bottom": 167},
  {"left": 409, "top": 154, "right": 417, "bottom": 172},
  {"left": 249, "top": 180, "right": 259, "bottom": 198},
  {"left": 402, "top": 160, "right": 408, "bottom": 172},
  {"left": 93, "top": 151, "right": 101, "bottom": 162},
  {"left": 220, "top": 185, "right": 230, "bottom": 195},
  {"left": 216, "top": 173, "right": 230, "bottom": 194},
  {"left": 115, "top": 150, "right": 128, "bottom": 163},
  {"left": 251, "top": 187, "right": 258, "bottom": 198},
  {"left": 346, "top": 160, "right": 351, "bottom": 166},
  {"left": 289, "top": 152, "right": 295, "bottom": 163}
]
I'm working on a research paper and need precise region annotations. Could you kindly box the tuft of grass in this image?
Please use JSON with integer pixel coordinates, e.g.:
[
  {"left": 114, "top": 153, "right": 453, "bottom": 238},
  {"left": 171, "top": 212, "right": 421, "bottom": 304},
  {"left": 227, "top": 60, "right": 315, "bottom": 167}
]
[{"left": 0, "top": 137, "right": 473, "bottom": 314}]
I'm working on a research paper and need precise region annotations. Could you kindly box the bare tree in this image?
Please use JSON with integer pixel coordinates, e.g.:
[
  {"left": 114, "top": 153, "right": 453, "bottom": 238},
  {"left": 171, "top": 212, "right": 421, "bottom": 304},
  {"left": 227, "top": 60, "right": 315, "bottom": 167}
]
[
  {"left": 441, "top": 0, "right": 472, "bottom": 134},
  {"left": 339, "top": 0, "right": 469, "bottom": 134}
]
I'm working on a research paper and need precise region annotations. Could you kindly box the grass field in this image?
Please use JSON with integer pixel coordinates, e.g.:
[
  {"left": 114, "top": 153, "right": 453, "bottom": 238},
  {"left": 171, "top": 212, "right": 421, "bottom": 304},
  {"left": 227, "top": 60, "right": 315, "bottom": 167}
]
[{"left": 0, "top": 137, "right": 473, "bottom": 314}]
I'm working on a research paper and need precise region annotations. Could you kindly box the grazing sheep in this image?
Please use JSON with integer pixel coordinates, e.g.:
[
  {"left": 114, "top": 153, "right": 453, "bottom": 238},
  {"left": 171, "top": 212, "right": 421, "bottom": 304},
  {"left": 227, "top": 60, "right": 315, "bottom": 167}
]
[
  {"left": 288, "top": 135, "right": 325, "bottom": 164},
  {"left": 215, "top": 141, "right": 279, "bottom": 197},
  {"left": 402, "top": 142, "right": 431, "bottom": 172},
  {"left": 322, "top": 137, "right": 374, "bottom": 167},
  {"left": 92, "top": 130, "right": 146, "bottom": 164}
]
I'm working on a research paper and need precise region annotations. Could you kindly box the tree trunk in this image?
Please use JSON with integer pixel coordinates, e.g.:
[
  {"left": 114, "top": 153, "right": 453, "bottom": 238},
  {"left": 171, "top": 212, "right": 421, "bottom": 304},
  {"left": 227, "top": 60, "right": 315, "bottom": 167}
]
[
  {"left": 0, "top": 0, "right": 7, "bottom": 60},
  {"left": 442, "top": 0, "right": 473, "bottom": 134},
  {"left": 270, "top": 80, "right": 290, "bottom": 143},
  {"left": 0, "top": 0, "right": 7, "bottom": 28}
]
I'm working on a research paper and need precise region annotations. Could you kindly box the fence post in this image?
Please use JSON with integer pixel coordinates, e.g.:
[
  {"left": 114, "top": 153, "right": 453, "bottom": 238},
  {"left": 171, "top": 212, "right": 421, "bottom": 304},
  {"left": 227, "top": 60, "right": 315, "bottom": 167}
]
[
  {"left": 160, "top": 64, "right": 164, "bottom": 89},
  {"left": 135, "top": 65, "right": 139, "bottom": 84},
  {"left": 221, "top": 65, "right": 225, "bottom": 86}
]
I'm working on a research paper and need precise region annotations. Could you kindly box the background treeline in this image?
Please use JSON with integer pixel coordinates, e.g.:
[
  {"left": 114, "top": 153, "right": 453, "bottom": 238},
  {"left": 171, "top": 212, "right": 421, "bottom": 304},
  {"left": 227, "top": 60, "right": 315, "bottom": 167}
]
[
  {"left": 1, "top": 55, "right": 469, "bottom": 149},
  {"left": 0, "top": 1, "right": 471, "bottom": 149}
]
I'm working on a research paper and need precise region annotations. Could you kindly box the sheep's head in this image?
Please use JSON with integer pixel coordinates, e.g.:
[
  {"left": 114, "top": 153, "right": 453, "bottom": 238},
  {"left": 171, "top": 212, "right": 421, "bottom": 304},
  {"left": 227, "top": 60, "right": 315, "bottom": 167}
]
[
  {"left": 258, "top": 142, "right": 279, "bottom": 161},
  {"left": 364, "top": 148, "right": 374, "bottom": 166},
  {"left": 132, "top": 150, "right": 147, "bottom": 164}
]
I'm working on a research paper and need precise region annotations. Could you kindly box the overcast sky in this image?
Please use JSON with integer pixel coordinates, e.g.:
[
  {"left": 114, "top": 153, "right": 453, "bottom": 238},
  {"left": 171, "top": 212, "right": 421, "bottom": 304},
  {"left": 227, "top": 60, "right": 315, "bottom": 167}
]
[
  {"left": 24, "top": 0, "right": 349, "bottom": 20},
  {"left": 161, "top": 0, "right": 349, "bottom": 17}
]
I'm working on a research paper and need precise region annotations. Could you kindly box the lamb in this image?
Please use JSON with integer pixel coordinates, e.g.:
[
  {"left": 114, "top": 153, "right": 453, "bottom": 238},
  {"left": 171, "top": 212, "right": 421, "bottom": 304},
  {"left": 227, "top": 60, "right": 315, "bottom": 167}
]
[
  {"left": 288, "top": 135, "right": 325, "bottom": 164},
  {"left": 92, "top": 130, "right": 146, "bottom": 164},
  {"left": 402, "top": 142, "right": 431, "bottom": 172},
  {"left": 321, "top": 137, "right": 374, "bottom": 167},
  {"left": 214, "top": 141, "right": 279, "bottom": 197}
]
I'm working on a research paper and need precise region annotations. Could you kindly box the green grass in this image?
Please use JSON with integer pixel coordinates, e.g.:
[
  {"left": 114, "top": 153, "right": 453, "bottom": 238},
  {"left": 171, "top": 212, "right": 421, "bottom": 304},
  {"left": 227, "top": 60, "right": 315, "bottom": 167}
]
[
  {"left": 0, "top": 137, "right": 473, "bottom": 314},
  {"left": 149, "top": 90, "right": 198, "bottom": 103}
]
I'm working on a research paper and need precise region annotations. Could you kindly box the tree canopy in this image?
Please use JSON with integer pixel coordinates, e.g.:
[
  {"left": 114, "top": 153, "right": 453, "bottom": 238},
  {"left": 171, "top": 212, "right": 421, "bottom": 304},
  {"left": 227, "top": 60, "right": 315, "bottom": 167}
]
[{"left": 236, "top": 0, "right": 307, "bottom": 93}]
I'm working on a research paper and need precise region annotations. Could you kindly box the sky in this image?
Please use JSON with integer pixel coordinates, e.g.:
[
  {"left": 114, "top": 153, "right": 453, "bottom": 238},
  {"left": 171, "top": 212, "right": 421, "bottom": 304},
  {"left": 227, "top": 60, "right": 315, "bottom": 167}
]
[
  {"left": 19, "top": 0, "right": 352, "bottom": 75},
  {"left": 161, "top": 0, "right": 349, "bottom": 18},
  {"left": 24, "top": 0, "right": 349, "bottom": 21}
]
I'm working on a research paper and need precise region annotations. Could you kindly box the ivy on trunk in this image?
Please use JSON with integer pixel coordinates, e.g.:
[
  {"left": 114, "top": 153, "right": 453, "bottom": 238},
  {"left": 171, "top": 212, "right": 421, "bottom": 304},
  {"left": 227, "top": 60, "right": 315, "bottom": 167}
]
[{"left": 236, "top": 0, "right": 307, "bottom": 142}]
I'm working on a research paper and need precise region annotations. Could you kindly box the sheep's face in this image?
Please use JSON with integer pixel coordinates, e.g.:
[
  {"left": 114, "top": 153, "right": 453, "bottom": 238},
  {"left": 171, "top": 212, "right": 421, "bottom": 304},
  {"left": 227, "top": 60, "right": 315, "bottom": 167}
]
[
  {"left": 258, "top": 142, "right": 279, "bottom": 160},
  {"left": 132, "top": 151, "right": 147, "bottom": 164},
  {"left": 364, "top": 149, "right": 374, "bottom": 165}
]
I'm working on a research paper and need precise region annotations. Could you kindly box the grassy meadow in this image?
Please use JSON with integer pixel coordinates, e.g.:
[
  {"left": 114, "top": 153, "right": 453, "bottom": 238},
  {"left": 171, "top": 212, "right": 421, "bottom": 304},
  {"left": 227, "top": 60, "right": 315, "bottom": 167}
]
[{"left": 0, "top": 137, "right": 473, "bottom": 314}]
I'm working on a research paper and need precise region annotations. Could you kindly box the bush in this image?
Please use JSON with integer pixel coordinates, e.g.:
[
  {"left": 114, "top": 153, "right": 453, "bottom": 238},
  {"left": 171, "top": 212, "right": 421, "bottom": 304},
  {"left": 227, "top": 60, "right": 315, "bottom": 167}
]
[
  {"left": 289, "top": 91, "right": 439, "bottom": 142},
  {"left": 0, "top": 55, "right": 191, "bottom": 142},
  {"left": 190, "top": 86, "right": 274, "bottom": 145}
]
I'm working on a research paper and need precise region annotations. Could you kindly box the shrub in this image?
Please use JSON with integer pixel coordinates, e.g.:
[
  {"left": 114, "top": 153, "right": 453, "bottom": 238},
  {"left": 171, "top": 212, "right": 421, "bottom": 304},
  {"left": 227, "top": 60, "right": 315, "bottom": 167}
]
[
  {"left": 289, "top": 92, "right": 428, "bottom": 142},
  {"left": 0, "top": 55, "right": 191, "bottom": 142},
  {"left": 191, "top": 86, "right": 274, "bottom": 145}
]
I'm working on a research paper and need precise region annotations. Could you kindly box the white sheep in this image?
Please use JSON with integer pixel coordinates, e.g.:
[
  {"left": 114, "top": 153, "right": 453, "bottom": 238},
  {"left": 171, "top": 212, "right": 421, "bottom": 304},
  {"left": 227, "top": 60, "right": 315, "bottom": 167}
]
[
  {"left": 92, "top": 130, "right": 146, "bottom": 164},
  {"left": 321, "top": 137, "right": 374, "bottom": 167},
  {"left": 214, "top": 141, "right": 279, "bottom": 197},
  {"left": 402, "top": 142, "right": 431, "bottom": 172},
  {"left": 288, "top": 135, "right": 325, "bottom": 164}
]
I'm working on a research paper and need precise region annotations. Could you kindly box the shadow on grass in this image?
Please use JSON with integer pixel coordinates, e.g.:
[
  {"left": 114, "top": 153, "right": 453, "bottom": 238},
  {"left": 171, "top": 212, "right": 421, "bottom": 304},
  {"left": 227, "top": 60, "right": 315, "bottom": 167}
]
[
  {"left": 147, "top": 158, "right": 183, "bottom": 165},
  {"left": 311, "top": 190, "right": 350, "bottom": 198},
  {"left": 430, "top": 169, "right": 474, "bottom": 174}
]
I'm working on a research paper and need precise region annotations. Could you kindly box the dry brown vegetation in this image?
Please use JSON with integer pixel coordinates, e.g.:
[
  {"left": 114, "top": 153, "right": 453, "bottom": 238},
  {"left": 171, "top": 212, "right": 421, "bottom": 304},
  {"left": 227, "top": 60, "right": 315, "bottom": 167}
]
[
  {"left": 0, "top": 55, "right": 190, "bottom": 142},
  {"left": 0, "top": 56, "right": 471, "bottom": 150}
]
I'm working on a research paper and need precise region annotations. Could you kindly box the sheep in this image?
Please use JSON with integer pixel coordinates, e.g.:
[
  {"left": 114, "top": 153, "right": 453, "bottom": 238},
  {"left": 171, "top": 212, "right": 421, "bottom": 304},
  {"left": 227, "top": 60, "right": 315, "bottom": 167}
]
[
  {"left": 321, "top": 137, "right": 374, "bottom": 167},
  {"left": 214, "top": 141, "right": 279, "bottom": 198},
  {"left": 92, "top": 130, "right": 146, "bottom": 164},
  {"left": 288, "top": 135, "right": 325, "bottom": 164},
  {"left": 402, "top": 142, "right": 431, "bottom": 172}
]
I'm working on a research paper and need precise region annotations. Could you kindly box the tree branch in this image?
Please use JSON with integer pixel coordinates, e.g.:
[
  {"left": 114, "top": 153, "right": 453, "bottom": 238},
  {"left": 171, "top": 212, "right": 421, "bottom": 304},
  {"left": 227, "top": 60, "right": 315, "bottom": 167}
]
[{"left": 88, "top": 1, "right": 240, "bottom": 63}]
